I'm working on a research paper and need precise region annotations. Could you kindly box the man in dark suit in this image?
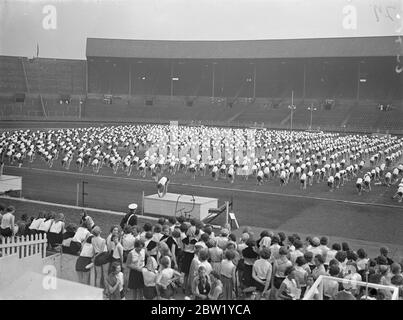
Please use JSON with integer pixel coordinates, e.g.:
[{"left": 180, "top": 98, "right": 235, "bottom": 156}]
[{"left": 120, "top": 203, "right": 138, "bottom": 229}]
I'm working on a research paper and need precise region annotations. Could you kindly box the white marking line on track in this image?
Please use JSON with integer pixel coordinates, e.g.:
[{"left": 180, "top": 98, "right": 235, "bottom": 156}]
[
  {"left": 0, "top": 195, "right": 159, "bottom": 221},
  {"left": 6, "top": 165, "right": 403, "bottom": 210}
]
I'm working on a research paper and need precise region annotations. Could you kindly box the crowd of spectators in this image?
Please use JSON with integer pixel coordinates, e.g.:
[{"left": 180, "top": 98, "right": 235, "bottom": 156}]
[{"left": 2, "top": 202, "right": 401, "bottom": 300}]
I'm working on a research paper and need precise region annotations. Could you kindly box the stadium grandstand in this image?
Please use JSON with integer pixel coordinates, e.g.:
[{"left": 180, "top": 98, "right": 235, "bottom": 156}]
[{"left": 0, "top": 0, "right": 402, "bottom": 304}]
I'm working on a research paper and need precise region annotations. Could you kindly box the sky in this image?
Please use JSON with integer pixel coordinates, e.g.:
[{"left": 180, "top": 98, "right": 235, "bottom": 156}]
[{"left": 0, "top": 0, "right": 401, "bottom": 59}]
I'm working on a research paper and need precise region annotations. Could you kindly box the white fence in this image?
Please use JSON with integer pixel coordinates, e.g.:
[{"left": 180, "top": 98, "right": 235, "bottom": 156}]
[
  {"left": 303, "top": 275, "right": 399, "bottom": 300},
  {"left": 0, "top": 234, "right": 48, "bottom": 259}
]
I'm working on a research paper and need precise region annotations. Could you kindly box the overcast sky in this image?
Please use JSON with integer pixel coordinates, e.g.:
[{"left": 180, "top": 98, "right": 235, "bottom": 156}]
[{"left": 0, "top": 0, "right": 401, "bottom": 59}]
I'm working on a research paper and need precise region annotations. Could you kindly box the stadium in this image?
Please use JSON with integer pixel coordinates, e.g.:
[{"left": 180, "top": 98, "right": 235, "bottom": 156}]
[{"left": 0, "top": 0, "right": 402, "bottom": 302}]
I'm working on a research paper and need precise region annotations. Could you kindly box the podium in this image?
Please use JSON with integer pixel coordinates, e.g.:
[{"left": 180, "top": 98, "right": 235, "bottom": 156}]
[{"left": 143, "top": 193, "right": 218, "bottom": 221}]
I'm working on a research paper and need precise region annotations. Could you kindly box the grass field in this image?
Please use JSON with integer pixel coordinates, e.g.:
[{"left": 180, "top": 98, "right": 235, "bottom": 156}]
[{"left": 2, "top": 121, "right": 403, "bottom": 246}]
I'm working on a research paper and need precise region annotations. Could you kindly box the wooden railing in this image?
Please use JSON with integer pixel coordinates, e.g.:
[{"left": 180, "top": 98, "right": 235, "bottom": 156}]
[{"left": 0, "top": 233, "right": 47, "bottom": 259}]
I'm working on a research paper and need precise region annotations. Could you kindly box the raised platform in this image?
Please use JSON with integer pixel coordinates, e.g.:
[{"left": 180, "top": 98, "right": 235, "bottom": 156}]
[
  {"left": 0, "top": 175, "right": 22, "bottom": 194},
  {"left": 143, "top": 193, "right": 218, "bottom": 221}
]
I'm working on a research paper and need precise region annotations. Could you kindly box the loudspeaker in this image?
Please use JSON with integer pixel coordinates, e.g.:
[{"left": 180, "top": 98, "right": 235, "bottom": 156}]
[
  {"left": 15, "top": 93, "right": 25, "bottom": 102},
  {"left": 145, "top": 99, "right": 153, "bottom": 106},
  {"left": 186, "top": 100, "right": 193, "bottom": 107}
]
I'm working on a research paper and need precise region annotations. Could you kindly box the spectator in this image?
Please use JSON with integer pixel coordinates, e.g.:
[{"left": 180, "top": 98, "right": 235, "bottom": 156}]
[
  {"left": 47, "top": 213, "right": 65, "bottom": 248},
  {"left": 225, "top": 241, "right": 240, "bottom": 267},
  {"left": 318, "top": 237, "right": 330, "bottom": 262},
  {"left": 70, "top": 219, "right": 92, "bottom": 255},
  {"left": 303, "top": 275, "right": 319, "bottom": 300},
  {"left": 376, "top": 247, "right": 394, "bottom": 265},
  {"left": 28, "top": 211, "right": 45, "bottom": 235},
  {"left": 344, "top": 262, "right": 362, "bottom": 295},
  {"left": 238, "top": 239, "right": 259, "bottom": 290},
  {"left": 156, "top": 256, "right": 181, "bottom": 300},
  {"left": 37, "top": 212, "right": 55, "bottom": 236},
  {"left": 15, "top": 214, "right": 29, "bottom": 237},
  {"left": 157, "top": 241, "right": 173, "bottom": 267},
  {"left": 294, "top": 256, "right": 308, "bottom": 296},
  {"left": 92, "top": 226, "right": 109, "bottom": 288},
  {"left": 220, "top": 250, "right": 236, "bottom": 300},
  {"left": 121, "top": 225, "right": 136, "bottom": 263},
  {"left": 356, "top": 248, "right": 369, "bottom": 276},
  {"left": 312, "top": 254, "right": 327, "bottom": 280},
  {"left": 277, "top": 266, "right": 301, "bottom": 300},
  {"left": 181, "top": 227, "right": 197, "bottom": 294},
  {"left": 110, "top": 234, "right": 124, "bottom": 270},
  {"left": 325, "top": 243, "right": 340, "bottom": 267},
  {"left": 127, "top": 239, "right": 146, "bottom": 300},
  {"left": 0, "top": 206, "right": 15, "bottom": 237},
  {"left": 61, "top": 223, "right": 77, "bottom": 254},
  {"left": 308, "top": 237, "right": 322, "bottom": 257},
  {"left": 286, "top": 235, "right": 296, "bottom": 252},
  {"left": 104, "top": 262, "right": 124, "bottom": 300},
  {"left": 106, "top": 225, "right": 121, "bottom": 250},
  {"left": 272, "top": 246, "right": 292, "bottom": 291},
  {"left": 75, "top": 234, "right": 95, "bottom": 285},
  {"left": 257, "top": 230, "right": 270, "bottom": 249},
  {"left": 198, "top": 248, "right": 212, "bottom": 275},
  {"left": 208, "top": 238, "right": 223, "bottom": 274},
  {"left": 142, "top": 256, "right": 158, "bottom": 300},
  {"left": 192, "top": 265, "right": 211, "bottom": 300},
  {"left": 289, "top": 239, "right": 304, "bottom": 265},
  {"left": 278, "top": 232, "right": 286, "bottom": 247},
  {"left": 0, "top": 203, "right": 5, "bottom": 224},
  {"left": 165, "top": 229, "right": 181, "bottom": 270},
  {"left": 334, "top": 281, "right": 356, "bottom": 300},
  {"left": 303, "top": 251, "right": 315, "bottom": 272},
  {"left": 269, "top": 235, "right": 281, "bottom": 260},
  {"left": 208, "top": 271, "right": 224, "bottom": 300},
  {"left": 237, "top": 232, "right": 250, "bottom": 256},
  {"left": 341, "top": 242, "right": 350, "bottom": 252},
  {"left": 252, "top": 247, "right": 272, "bottom": 298},
  {"left": 215, "top": 228, "right": 229, "bottom": 250},
  {"left": 323, "top": 265, "right": 340, "bottom": 300},
  {"left": 335, "top": 251, "right": 347, "bottom": 275},
  {"left": 167, "top": 216, "right": 177, "bottom": 233}
]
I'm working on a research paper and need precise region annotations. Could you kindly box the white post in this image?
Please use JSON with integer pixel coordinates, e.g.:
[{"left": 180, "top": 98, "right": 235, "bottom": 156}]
[
  {"left": 225, "top": 201, "right": 229, "bottom": 229},
  {"left": 142, "top": 191, "right": 144, "bottom": 215},
  {"left": 76, "top": 183, "right": 80, "bottom": 206}
]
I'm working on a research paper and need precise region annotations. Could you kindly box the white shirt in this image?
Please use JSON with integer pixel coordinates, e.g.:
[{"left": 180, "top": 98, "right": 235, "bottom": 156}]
[
  {"left": 49, "top": 221, "right": 64, "bottom": 234},
  {"left": 80, "top": 242, "right": 95, "bottom": 258},
  {"left": 129, "top": 248, "right": 146, "bottom": 269},
  {"left": 72, "top": 227, "right": 90, "bottom": 243},
  {"left": 121, "top": 233, "right": 136, "bottom": 251},
  {"left": 253, "top": 259, "right": 272, "bottom": 280},
  {"left": 29, "top": 218, "right": 45, "bottom": 230},
  {"left": 0, "top": 212, "right": 14, "bottom": 229},
  {"left": 38, "top": 219, "right": 54, "bottom": 232},
  {"left": 142, "top": 268, "right": 158, "bottom": 287}
]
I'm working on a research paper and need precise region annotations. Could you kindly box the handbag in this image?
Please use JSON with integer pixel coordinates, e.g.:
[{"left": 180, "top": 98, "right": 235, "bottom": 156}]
[{"left": 94, "top": 251, "right": 111, "bottom": 266}]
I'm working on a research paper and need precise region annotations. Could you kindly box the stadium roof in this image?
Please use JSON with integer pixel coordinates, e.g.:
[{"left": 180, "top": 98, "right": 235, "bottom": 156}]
[{"left": 86, "top": 37, "right": 402, "bottom": 59}]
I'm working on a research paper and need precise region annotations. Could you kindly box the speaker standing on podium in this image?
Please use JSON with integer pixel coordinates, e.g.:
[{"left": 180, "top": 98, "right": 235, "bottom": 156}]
[{"left": 157, "top": 176, "right": 169, "bottom": 198}]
